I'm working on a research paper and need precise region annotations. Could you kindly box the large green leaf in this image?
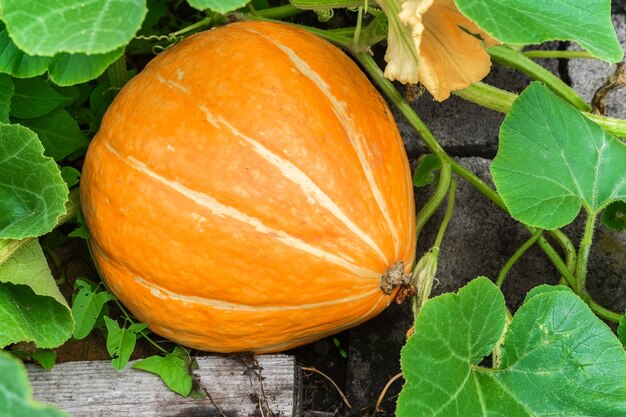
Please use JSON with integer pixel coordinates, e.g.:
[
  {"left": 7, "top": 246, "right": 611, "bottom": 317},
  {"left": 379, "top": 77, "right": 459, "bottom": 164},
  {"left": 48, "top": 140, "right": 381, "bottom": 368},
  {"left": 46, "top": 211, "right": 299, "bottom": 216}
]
[
  {"left": 0, "top": 22, "right": 123, "bottom": 85},
  {"left": 187, "top": 0, "right": 250, "bottom": 13},
  {"left": 491, "top": 82, "right": 626, "bottom": 229},
  {"left": 133, "top": 347, "right": 194, "bottom": 396},
  {"left": 10, "top": 78, "right": 71, "bottom": 119},
  {"left": 0, "top": 124, "right": 68, "bottom": 239},
  {"left": 0, "top": 0, "right": 147, "bottom": 56},
  {"left": 0, "top": 351, "right": 68, "bottom": 417},
  {"left": 48, "top": 48, "right": 124, "bottom": 87},
  {"left": 397, "top": 278, "right": 626, "bottom": 416},
  {"left": 454, "top": 0, "right": 623, "bottom": 63},
  {"left": 0, "top": 240, "right": 74, "bottom": 348},
  {"left": 15, "top": 108, "right": 88, "bottom": 161},
  {"left": 0, "top": 23, "right": 50, "bottom": 78},
  {"left": 0, "top": 74, "right": 12, "bottom": 123}
]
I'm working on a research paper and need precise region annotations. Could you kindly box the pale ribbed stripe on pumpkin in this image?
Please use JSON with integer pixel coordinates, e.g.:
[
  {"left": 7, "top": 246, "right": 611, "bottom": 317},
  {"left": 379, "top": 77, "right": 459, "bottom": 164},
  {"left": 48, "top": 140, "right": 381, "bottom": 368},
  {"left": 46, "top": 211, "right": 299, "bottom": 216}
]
[
  {"left": 244, "top": 27, "right": 402, "bottom": 257},
  {"left": 103, "top": 141, "right": 381, "bottom": 279},
  {"left": 134, "top": 276, "right": 381, "bottom": 311},
  {"left": 155, "top": 73, "right": 390, "bottom": 264}
]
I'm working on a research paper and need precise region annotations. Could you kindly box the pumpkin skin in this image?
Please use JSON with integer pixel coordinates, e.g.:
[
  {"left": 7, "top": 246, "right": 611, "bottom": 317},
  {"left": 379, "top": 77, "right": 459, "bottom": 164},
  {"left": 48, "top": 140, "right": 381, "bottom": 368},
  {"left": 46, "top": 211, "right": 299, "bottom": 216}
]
[{"left": 80, "top": 21, "right": 416, "bottom": 353}]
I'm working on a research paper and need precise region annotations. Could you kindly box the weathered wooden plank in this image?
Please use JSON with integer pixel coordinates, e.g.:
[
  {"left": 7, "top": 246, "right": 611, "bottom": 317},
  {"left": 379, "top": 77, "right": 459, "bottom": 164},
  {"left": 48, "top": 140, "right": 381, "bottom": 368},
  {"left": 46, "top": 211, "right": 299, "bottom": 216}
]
[{"left": 27, "top": 354, "right": 302, "bottom": 417}]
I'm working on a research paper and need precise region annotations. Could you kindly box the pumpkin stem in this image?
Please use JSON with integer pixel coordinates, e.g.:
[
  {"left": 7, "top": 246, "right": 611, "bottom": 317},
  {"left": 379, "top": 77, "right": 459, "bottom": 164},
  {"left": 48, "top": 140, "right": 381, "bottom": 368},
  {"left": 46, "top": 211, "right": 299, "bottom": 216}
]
[{"left": 380, "top": 263, "right": 415, "bottom": 304}]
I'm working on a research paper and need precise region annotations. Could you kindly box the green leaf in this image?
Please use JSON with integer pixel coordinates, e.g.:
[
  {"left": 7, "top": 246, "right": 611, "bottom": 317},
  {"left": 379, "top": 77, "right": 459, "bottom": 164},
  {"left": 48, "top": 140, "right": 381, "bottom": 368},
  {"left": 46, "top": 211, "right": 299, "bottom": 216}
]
[
  {"left": 72, "top": 279, "right": 115, "bottom": 340},
  {"left": 0, "top": 124, "right": 68, "bottom": 239},
  {"left": 412, "top": 154, "right": 442, "bottom": 187},
  {"left": 60, "top": 166, "right": 80, "bottom": 188},
  {"left": 0, "top": 240, "right": 74, "bottom": 348},
  {"left": 0, "top": 130, "right": 66, "bottom": 236},
  {"left": 602, "top": 201, "right": 626, "bottom": 232},
  {"left": 0, "top": 23, "right": 51, "bottom": 78},
  {"left": 397, "top": 277, "right": 626, "bottom": 416},
  {"left": 454, "top": 0, "right": 623, "bottom": 63},
  {"left": 0, "top": 0, "right": 147, "bottom": 56},
  {"left": 0, "top": 351, "right": 68, "bottom": 417},
  {"left": 0, "top": 73, "right": 12, "bottom": 123},
  {"left": 133, "top": 347, "right": 193, "bottom": 396},
  {"left": 104, "top": 317, "right": 147, "bottom": 370},
  {"left": 10, "top": 78, "right": 71, "bottom": 119},
  {"left": 30, "top": 350, "right": 57, "bottom": 370},
  {"left": 491, "top": 82, "right": 626, "bottom": 229},
  {"left": 187, "top": 0, "right": 249, "bottom": 13},
  {"left": 15, "top": 108, "right": 88, "bottom": 161},
  {"left": 48, "top": 48, "right": 125, "bottom": 87}
]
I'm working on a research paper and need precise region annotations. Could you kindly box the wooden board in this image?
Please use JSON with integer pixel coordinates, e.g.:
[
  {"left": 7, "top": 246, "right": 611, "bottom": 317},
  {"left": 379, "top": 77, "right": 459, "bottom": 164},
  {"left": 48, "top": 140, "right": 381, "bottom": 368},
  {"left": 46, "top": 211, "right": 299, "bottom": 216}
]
[{"left": 27, "top": 354, "right": 302, "bottom": 417}]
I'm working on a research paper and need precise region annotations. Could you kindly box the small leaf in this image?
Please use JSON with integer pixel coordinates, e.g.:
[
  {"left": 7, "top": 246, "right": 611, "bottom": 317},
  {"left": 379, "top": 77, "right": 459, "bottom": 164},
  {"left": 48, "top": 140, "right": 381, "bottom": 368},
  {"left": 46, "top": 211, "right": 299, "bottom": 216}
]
[
  {"left": 30, "top": 350, "right": 57, "bottom": 370},
  {"left": 104, "top": 317, "right": 147, "bottom": 370},
  {"left": 0, "top": 123, "right": 68, "bottom": 239},
  {"left": 15, "top": 108, "right": 88, "bottom": 161},
  {"left": 0, "top": 73, "right": 13, "bottom": 123},
  {"left": 412, "top": 154, "right": 442, "bottom": 187},
  {"left": 492, "top": 82, "right": 626, "bottom": 229},
  {"left": 601, "top": 201, "right": 626, "bottom": 232},
  {"left": 0, "top": 240, "right": 74, "bottom": 348},
  {"left": 397, "top": 277, "right": 626, "bottom": 416},
  {"left": 454, "top": 0, "right": 623, "bottom": 62},
  {"left": 0, "top": 351, "right": 68, "bottom": 417},
  {"left": 60, "top": 167, "right": 81, "bottom": 188},
  {"left": 133, "top": 347, "right": 193, "bottom": 396},
  {"left": 48, "top": 48, "right": 125, "bottom": 87},
  {"left": 0, "top": 0, "right": 147, "bottom": 56},
  {"left": 71, "top": 279, "right": 116, "bottom": 340},
  {"left": 187, "top": 0, "right": 250, "bottom": 13},
  {"left": 10, "top": 77, "right": 71, "bottom": 119},
  {"left": 0, "top": 23, "right": 51, "bottom": 78}
]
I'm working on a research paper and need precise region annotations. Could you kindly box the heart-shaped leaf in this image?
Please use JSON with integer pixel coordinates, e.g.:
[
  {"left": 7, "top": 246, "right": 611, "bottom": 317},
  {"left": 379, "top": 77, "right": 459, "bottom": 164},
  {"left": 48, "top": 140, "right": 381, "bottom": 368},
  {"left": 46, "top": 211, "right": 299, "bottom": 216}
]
[
  {"left": 71, "top": 279, "right": 115, "bottom": 340},
  {"left": 104, "top": 317, "right": 147, "bottom": 370},
  {"left": 492, "top": 82, "right": 626, "bottom": 229},
  {"left": 133, "top": 347, "right": 194, "bottom": 396},
  {"left": 397, "top": 277, "right": 626, "bottom": 416}
]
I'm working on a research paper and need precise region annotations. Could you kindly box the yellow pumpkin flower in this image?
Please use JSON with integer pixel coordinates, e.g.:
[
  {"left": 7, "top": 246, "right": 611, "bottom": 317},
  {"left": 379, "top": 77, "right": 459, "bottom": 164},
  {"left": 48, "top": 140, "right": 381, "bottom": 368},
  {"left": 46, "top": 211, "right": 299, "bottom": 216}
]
[{"left": 376, "top": 0, "right": 496, "bottom": 101}]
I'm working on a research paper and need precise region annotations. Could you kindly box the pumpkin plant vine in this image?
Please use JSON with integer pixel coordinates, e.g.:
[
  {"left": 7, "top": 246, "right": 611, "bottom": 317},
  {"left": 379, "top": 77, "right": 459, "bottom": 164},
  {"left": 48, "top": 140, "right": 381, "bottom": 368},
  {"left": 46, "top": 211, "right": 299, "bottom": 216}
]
[{"left": 0, "top": 0, "right": 625, "bottom": 416}]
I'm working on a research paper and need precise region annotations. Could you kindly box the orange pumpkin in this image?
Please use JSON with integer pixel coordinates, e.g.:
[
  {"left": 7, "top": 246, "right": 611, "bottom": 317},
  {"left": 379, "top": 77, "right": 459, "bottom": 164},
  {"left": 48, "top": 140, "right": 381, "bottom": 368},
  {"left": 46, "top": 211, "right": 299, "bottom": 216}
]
[{"left": 80, "top": 21, "right": 416, "bottom": 353}]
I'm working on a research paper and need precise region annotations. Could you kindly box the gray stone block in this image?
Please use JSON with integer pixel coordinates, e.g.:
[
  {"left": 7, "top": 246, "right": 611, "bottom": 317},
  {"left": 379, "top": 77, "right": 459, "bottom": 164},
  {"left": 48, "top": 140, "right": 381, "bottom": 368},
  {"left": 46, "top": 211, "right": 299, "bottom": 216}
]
[{"left": 568, "top": 14, "right": 626, "bottom": 118}]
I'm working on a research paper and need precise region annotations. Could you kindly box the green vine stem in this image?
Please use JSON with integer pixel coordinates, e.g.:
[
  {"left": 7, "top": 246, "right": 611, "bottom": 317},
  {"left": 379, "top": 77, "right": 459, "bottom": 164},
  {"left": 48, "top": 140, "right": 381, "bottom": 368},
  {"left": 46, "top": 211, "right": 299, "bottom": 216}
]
[
  {"left": 247, "top": 3, "right": 303, "bottom": 19},
  {"left": 433, "top": 179, "right": 456, "bottom": 250},
  {"left": 496, "top": 229, "right": 543, "bottom": 288},
  {"left": 106, "top": 54, "right": 128, "bottom": 89},
  {"left": 0, "top": 189, "right": 80, "bottom": 265},
  {"left": 414, "top": 161, "right": 451, "bottom": 244},
  {"left": 548, "top": 228, "right": 577, "bottom": 284},
  {"left": 352, "top": 51, "right": 622, "bottom": 322},
  {"left": 522, "top": 50, "right": 597, "bottom": 60},
  {"left": 575, "top": 210, "right": 598, "bottom": 297},
  {"left": 456, "top": 82, "right": 626, "bottom": 138},
  {"left": 487, "top": 45, "right": 590, "bottom": 111},
  {"left": 412, "top": 180, "right": 457, "bottom": 316}
]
